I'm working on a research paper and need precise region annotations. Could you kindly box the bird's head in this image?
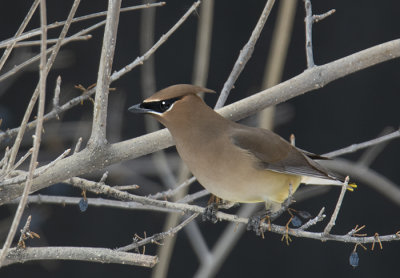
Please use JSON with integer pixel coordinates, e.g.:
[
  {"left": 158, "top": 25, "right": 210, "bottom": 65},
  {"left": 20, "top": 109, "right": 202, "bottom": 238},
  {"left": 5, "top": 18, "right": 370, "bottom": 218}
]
[{"left": 128, "top": 84, "right": 215, "bottom": 125}]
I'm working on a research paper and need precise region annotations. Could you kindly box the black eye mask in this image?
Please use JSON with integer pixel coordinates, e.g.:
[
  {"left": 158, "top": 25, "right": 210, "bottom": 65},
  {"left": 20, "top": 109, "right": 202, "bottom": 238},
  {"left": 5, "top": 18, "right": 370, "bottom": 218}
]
[{"left": 140, "top": 96, "right": 182, "bottom": 113}]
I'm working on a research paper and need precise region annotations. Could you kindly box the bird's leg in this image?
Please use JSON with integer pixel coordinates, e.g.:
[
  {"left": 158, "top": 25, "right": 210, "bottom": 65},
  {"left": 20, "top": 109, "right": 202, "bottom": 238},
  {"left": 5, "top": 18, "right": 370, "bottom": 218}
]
[
  {"left": 247, "top": 210, "right": 270, "bottom": 237},
  {"left": 247, "top": 185, "right": 297, "bottom": 236},
  {"left": 202, "top": 194, "right": 221, "bottom": 223}
]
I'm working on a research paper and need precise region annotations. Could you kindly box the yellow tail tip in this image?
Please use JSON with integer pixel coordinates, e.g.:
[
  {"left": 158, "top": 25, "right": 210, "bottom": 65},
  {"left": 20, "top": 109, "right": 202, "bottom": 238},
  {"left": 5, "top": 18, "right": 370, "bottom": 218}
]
[{"left": 347, "top": 183, "right": 358, "bottom": 191}]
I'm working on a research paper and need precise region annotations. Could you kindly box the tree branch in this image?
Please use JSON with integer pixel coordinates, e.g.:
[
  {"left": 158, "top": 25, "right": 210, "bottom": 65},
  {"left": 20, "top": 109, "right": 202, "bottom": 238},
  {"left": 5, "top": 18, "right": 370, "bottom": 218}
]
[
  {"left": 0, "top": 2, "right": 166, "bottom": 49},
  {"left": 89, "top": 0, "right": 121, "bottom": 146},
  {"left": 117, "top": 213, "right": 199, "bottom": 252},
  {"left": 323, "top": 128, "right": 400, "bottom": 158},
  {"left": 1, "top": 247, "right": 158, "bottom": 268},
  {"left": 0, "top": 0, "right": 40, "bottom": 71}
]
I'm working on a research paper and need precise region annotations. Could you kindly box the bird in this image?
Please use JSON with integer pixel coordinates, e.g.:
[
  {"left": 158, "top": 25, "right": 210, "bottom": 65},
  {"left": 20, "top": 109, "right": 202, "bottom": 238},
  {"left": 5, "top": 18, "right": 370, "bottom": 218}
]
[{"left": 128, "top": 84, "right": 355, "bottom": 230}]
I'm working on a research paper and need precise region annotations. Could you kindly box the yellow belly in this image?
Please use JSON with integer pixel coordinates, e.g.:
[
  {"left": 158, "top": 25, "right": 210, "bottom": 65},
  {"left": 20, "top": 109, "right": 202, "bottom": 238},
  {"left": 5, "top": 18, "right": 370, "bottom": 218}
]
[{"left": 196, "top": 168, "right": 302, "bottom": 204}]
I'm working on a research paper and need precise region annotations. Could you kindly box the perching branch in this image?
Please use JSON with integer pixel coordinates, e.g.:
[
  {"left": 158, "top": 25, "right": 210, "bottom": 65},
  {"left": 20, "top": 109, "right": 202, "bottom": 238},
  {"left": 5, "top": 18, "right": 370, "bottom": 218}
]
[{"left": 53, "top": 177, "right": 400, "bottom": 246}]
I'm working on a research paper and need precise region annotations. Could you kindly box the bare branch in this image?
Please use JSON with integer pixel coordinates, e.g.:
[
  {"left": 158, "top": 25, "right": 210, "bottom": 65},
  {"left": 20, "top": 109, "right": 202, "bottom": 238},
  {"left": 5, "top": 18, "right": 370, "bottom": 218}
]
[
  {"left": 52, "top": 76, "right": 62, "bottom": 119},
  {"left": 110, "top": 1, "right": 201, "bottom": 82},
  {"left": 73, "top": 137, "right": 83, "bottom": 154},
  {"left": 215, "top": 0, "right": 276, "bottom": 109},
  {"left": 324, "top": 128, "right": 400, "bottom": 158},
  {"left": 299, "top": 207, "right": 326, "bottom": 231},
  {"left": 313, "top": 9, "right": 336, "bottom": 23},
  {"left": 321, "top": 158, "right": 400, "bottom": 206},
  {"left": 3, "top": 148, "right": 33, "bottom": 178},
  {"left": 117, "top": 213, "right": 199, "bottom": 252},
  {"left": 10, "top": 195, "right": 176, "bottom": 213},
  {"left": 0, "top": 0, "right": 40, "bottom": 71},
  {"left": 303, "top": 1, "right": 335, "bottom": 68},
  {"left": 0, "top": 2, "right": 166, "bottom": 49},
  {"left": 1, "top": 247, "right": 158, "bottom": 268},
  {"left": 89, "top": 0, "right": 121, "bottom": 146},
  {"left": 323, "top": 177, "right": 349, "bottom": 236},
  {"left": 304, "top": 0, "right": 315, "bottom": 67},
  {"left": 0, "top": 35, "right": 92, "bottom": 48},
  {"left": 148, "top": 176, "right": 197, "bottom": 200},
  {"left": 1, "top": 149, "right": 71, "bottom": 187},
  {"left": 0, "top": 0, "right": 48, "bottom": 268}
]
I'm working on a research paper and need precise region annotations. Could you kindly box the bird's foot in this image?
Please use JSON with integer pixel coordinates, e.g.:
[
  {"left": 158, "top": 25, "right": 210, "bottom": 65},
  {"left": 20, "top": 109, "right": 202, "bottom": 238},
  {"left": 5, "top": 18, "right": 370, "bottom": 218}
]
[
  {"left": 202, "top": 202, "right": 218, "bottom": 223},
  {"left": 281, "top": 208, "right": 312, "bottom": 245},
  {"left": 247, "top": 214, "right": 270, "bottom": 238},
  {"left": 202, "top": 195, "right": 221, "bottom": 224}
]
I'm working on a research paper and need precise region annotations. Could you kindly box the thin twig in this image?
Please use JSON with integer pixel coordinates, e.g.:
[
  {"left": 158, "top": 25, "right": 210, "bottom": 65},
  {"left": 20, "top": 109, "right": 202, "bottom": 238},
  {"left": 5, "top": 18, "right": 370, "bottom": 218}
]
[
  {"left": 3, "top": 148, "right": 33, "bottom": 178},
  {"left": 73, "top": 137, "right": 83, "bottom": 154},
  {"left": 214, "top": 0, "right": 276, "bottom": 109},
  {"left": 320, "top": 158, "right": 400, "bottom": 206},
  {"left": 0, "top": 149, "right": 71, "bottom": 187},
  {"left": 323, "top": 177, "right": 349, "bottom": 236},
  {"left": 324, "top": 128, "right": 400, "bottom": 158},
  {"left": 0, "top": 0, "right": 48, "bottom": 268},
  {"left": 113, "top": 185, "right": 139, "bottom": 191},
  {"left": 148, "top": 176, "right": 197, "bottom": 200},
  {"left": 299, "top": 207, "right": 325, "bottom": 230},
  {"left": 0, "top": 147, "right": 10, "bottom": 175},
  {"left": 10, "top": 195, "right": 176, "bottom": 213},
  {"left": 1, "top": 246, "right": 158, "bottom": 268},
  {"left": 304, "top": 0, "right": 315, "bottom": 68},
  {"left": 357, "top": 127, "right": 394, "bottom": 167},
  {"left": 0, "top": 16, "right": 97, "bottom": 83},
  {"left": 110, "top": 1, "right": 201, "bottom": 82},
  {"left": 117, "top": 213, "right": 199, "bottom": 252},
  {"left": 177, "top": 189, "right": 209, "bottom": 204},
  {"left": 0, "top": 0, "right": 40, "bottom": 71},
  {"left": 0, "top": 35, "right": 92, "bottom": 49},
  {"left": 313, "top": 9, "right": 336, "bottom": 23},
  {"left": 0, "top": 2, "right": 166, "bottom": 49}
]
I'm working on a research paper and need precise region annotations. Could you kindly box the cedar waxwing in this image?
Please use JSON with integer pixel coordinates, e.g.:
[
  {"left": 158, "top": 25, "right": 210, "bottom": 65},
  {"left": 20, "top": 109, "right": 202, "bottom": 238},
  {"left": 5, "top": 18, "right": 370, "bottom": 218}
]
[{"left": 129, "top": 84, "right": 355, "bottom": 227}]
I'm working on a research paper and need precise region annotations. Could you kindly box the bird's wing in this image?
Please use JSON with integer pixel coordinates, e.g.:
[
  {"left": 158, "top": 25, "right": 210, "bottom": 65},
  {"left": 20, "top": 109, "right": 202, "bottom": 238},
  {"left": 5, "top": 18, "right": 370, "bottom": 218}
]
[{"left": 229, "top": 126, "right": 341, "bottom": 181}]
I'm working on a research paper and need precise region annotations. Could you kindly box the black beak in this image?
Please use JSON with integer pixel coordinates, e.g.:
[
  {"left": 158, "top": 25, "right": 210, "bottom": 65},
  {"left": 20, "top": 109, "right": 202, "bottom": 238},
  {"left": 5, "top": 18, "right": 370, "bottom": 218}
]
[{"left": 128, "top": 103, "right": 150, "bottom": 114}]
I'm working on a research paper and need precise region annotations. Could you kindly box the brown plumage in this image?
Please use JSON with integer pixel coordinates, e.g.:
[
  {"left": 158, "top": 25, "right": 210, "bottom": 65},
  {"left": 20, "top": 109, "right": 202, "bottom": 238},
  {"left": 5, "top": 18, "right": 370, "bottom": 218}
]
[{"left": 129, "top": 84, "right": 352, "bottom": 212}]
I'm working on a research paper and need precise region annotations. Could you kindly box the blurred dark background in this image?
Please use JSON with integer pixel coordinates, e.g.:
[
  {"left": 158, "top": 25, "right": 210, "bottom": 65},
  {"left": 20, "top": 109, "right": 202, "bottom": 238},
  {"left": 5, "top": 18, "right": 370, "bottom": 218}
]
[{"left": 0, "top": 0, "right": 399, "bottom": 277}]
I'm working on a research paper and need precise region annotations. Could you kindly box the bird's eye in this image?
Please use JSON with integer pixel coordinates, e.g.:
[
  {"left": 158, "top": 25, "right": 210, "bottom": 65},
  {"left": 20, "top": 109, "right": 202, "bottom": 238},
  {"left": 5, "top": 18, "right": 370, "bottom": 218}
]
[{"left": 159, "top": 100, "right": 171, "bottom": 112}]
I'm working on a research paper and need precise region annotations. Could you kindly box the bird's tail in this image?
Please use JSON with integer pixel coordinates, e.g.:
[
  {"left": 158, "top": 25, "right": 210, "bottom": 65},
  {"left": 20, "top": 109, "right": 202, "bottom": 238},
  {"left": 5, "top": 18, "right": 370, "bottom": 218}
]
[{"left": 301, "top": 176, "right": 357, "bottom": 191}]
